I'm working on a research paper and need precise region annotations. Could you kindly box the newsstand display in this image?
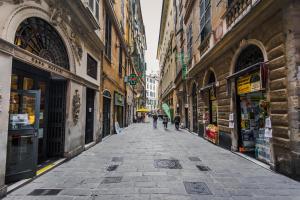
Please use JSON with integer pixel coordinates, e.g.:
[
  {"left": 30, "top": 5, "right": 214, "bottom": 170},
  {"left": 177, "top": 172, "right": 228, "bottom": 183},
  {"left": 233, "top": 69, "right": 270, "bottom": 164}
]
[{"left": 238, "top": 92, "right": 271, "bottom": 164}]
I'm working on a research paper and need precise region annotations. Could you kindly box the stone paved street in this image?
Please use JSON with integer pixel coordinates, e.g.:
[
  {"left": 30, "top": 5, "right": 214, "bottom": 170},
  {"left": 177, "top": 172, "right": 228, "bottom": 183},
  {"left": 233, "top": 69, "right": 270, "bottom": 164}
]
[{"left": 4, "top": 122, "right": 300, "bottom": 200}]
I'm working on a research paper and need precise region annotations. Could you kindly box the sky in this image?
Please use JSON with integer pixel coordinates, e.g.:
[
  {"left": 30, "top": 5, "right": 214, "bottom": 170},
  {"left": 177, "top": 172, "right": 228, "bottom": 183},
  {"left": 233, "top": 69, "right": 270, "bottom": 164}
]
[{"left": 140, "top": 0, "right": 163, "bottom": 75}]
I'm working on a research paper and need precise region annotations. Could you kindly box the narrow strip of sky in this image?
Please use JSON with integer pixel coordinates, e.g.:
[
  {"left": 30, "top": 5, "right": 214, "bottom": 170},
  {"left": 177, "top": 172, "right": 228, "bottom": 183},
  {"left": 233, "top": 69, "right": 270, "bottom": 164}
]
[{"left": 140, "top": 0, "right": 163, "bottom": 75}]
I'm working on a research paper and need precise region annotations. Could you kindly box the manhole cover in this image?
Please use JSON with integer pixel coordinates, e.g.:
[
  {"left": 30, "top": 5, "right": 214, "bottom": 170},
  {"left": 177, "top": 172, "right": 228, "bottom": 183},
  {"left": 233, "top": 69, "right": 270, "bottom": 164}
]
[
  {"left": 183, "top": 182, "right": 212, "bottom": 195},
  {"left": 101, "top": 177, "right": 122, "bottom": 184},
  {"left": 112, "top": 157, "right": 123, "bottom": 162},
  {"left": 107, "top": 165, "right": 119, "bottom": 171},
  {"left": 28, "top": 189, "right": 62, "bottom": 196},
  {"left": 189, "top": 157, "right": 201, "bottom": 161},
  {"left": 196, "top": 165, "right": 211, "bottom": 171},
  {"left": 154, "top": 159, "right": 182, "bottom": 169}
]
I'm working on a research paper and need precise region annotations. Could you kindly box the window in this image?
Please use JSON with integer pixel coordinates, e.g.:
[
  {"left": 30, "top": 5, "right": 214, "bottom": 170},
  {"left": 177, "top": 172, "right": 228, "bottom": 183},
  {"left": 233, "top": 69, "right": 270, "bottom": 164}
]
[
  {"left": 105, "top": 14, "right": 112, "bottom": 60},
  {"left": 88, "top": 0, "right": 100, "bottom": 21},
  {"left": 187, "top": 24, "right": 193, "bottom": 61},
  {"left": 119, "top": 46, "right": 123, "bottom": 76},
  {"left": 200, "top": 0, "right": 211, "bottom": 41},
  {"left": 87, "top": 54, "right": 98, "bottom": 79}
]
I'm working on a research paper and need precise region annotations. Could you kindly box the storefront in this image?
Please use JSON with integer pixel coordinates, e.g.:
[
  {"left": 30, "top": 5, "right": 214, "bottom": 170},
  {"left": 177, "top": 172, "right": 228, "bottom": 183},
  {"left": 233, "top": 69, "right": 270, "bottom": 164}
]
[
  {"left": 228, "top": 45, "right": 271, "bottom": 164},
  {"left": 201, "top": 71, "right": 218, "bottom": 144},
  {"left": 114, "top": 92, "right": 125, "bottom": 129}
]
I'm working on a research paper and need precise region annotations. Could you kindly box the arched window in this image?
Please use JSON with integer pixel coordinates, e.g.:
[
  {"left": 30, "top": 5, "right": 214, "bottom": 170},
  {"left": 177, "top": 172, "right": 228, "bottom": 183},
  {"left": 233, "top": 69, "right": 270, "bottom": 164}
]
[
  {"left": 235, "top": 45, "right": 264, "bottom": 72},
  {"left": 103, "top": 90, "right": 111, "bottom": 98},
  {"left": 14, "top": 17, "right": 69, "bottom": 69}
]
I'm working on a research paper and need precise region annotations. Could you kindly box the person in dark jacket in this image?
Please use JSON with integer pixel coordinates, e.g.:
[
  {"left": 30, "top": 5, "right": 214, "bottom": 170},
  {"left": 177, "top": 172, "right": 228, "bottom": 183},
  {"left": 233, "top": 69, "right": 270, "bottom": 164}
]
[
  {"left": 163, "top": 115, "right": 169, "bottom": 129},
  {"left": 174, "top": 114, "right": 181, "bottom": 130},
  {"left": 153, "top": 113, "right": 158, "bottom": 129}
]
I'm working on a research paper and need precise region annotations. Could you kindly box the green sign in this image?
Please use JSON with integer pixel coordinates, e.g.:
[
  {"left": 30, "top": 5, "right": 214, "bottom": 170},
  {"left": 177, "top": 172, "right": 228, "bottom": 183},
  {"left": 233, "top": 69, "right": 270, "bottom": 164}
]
[
  {"left": 180, "top": 52, "right": 187, "bottom": 80},
  {"left": 129, "top": 73, "right": 137, "bottom": 85}
]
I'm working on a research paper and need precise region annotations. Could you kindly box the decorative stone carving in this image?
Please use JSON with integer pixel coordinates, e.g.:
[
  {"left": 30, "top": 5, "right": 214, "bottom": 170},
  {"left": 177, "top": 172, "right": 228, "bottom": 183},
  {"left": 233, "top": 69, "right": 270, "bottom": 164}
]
[
  {"left": 72, "top": 89, "right": 81, "bottom": 125},
  {"left": 48, "top": 1, "right": 83, "bottom": 63}
]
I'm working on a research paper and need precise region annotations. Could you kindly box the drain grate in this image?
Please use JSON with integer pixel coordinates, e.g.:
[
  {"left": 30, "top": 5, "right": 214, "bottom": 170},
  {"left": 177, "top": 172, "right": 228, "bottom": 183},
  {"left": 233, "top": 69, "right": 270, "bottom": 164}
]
[
  {"left": 107, "top": 165, "right": 119, "bottom": 171},
  {"left": 196, "top": 165, "right": 211, "bottom": 171},
  {"left": 101, "top": 177, "right": 122, "bottom": 184},
  {"left": 112, "top": 157, "right": 123, "bottom": 162},
  {"left": 154, "top": 159, "right": 182, "bottom": 169},
  {"left": 28, "top": 189, "right": 62, "bottom": 196},
  {"left": 189, "top": 157, "right": 201, "bottom": 162},
  {"left": 183, "top": 182, "right": 212, "bottom": 195}
]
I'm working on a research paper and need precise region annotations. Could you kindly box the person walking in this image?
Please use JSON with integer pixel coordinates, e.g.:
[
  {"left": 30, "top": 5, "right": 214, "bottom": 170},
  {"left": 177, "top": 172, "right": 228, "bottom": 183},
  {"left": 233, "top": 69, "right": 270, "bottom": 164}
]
[
  {"left": 153, "top": 113, "right": 158, "bottom": 129},
  {"left": 174, "top": 114, "right": 181, "bottom": 131},
  {"left": 163, "top": 115, "right": 169, "bottom": 129}
]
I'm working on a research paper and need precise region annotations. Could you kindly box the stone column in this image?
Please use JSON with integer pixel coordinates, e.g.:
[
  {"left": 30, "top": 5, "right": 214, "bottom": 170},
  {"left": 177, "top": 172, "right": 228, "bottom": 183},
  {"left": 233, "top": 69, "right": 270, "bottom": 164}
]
[{"left": 0, "top": 52, "right": 13, "bottom": 198}]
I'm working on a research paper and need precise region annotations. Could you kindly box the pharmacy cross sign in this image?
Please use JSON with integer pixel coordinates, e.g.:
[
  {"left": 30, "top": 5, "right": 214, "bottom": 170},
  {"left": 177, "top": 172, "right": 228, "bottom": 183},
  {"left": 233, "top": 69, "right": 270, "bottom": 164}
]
[{"left": 129, "top": 73, "right": 137, "bottom": 85}]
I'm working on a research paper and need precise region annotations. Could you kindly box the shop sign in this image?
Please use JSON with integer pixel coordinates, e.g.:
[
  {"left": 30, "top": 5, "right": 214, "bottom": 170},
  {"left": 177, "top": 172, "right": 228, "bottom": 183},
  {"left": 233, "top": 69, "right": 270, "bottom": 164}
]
[
  {"left": 237, "top": 71, "right": 261, "bottom": 95},
  {"left": 115, "top": 93, "right": 124, "bottom": 106},
  {"left": 129, "top": 73, "right": 137, "bottom": 85}
]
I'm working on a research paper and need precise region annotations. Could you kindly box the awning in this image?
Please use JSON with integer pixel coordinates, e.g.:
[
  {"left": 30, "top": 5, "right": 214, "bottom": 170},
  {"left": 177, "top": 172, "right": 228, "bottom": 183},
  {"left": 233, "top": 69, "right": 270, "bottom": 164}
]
[
  {"left": 200, "top": 83, "right": 215, "bottom": 92},
  {"left": 137, "top": 108, "right": 150, "bottom": 112}
]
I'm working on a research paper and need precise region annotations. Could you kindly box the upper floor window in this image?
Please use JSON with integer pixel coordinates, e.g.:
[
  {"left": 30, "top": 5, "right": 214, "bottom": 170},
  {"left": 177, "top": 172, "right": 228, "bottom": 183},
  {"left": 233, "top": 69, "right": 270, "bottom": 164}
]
[
  {"left": 119, "top": 46, "right": 123, "bottom": 76},
  {"left": 87, "top": 54, "right": 98, "bottom": 79},
  {"left": 105, "top": 13, "right": 112, "bottom": 60},
  {"left": 88, "top": 0, "right": 100, "bottom": 21},
  {"left": 187, "top": 24, "right": 193, "bottom": 61},
  {"left": 200, "top": 0, "right": 211, "bottom": 42}
]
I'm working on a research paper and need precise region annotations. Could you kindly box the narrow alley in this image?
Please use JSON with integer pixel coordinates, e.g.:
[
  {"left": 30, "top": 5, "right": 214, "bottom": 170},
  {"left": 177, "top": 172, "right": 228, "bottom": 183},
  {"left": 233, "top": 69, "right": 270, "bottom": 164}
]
[{"left": 4, "top": 122, "right": 300, "bottom": 200}]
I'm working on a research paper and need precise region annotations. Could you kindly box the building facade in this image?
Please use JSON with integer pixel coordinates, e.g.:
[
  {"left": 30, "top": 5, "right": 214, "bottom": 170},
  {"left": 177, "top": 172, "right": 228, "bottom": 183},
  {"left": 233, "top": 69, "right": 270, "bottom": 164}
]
[
  {"left": 0, "top": 0, "right": 105, "bottom": 196},
  {"left": 159, "top": 0, "right": 300, "bottom": 180},
  {"left": 146, "top": 73, "right": 159, "bottom": 111},
  {"left": 157, "top": 0, "right": 178, "bottom": 122}
]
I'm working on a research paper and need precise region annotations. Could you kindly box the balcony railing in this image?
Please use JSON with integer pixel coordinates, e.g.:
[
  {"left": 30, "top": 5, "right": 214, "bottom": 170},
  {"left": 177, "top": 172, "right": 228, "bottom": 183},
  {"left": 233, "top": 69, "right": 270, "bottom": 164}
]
[{"left": 225, "top": 0, "right": 256, "bottom": 28}]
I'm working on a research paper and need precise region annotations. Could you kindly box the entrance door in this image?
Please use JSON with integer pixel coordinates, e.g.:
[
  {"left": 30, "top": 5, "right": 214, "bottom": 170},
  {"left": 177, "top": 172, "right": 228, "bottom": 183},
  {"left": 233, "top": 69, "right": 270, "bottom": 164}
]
[
  {"left": 85, "top": 88, "right": 95, "bottom": 144},
  {"left": 6, "top": 90, "right": 40, "bottom": 183},
  {"left": 103, "top": 97, "right": 111, "bottom": 138},
  {"left": 47, "top": 81, "right": 66, "bottom": 157},
  {"left": 192, "top": 84, "right": 198, "bottom": 132},
  {"left": 185, "top": 108, "right": 189, "bottom": 129}
]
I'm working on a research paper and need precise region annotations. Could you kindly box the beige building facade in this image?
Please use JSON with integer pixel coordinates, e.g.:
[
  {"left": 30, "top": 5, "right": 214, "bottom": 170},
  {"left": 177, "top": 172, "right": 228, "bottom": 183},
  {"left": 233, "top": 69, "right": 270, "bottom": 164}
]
[{"left": 159, "top": 0, "right": 300, "bottom": 180}]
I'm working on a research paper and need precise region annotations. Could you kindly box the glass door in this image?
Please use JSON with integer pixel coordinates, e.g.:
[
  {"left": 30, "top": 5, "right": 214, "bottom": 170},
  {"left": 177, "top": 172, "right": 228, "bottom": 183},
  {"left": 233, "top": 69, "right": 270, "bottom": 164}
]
[{"left": 6, "top": 90, "right": 40, "bottom": 183}]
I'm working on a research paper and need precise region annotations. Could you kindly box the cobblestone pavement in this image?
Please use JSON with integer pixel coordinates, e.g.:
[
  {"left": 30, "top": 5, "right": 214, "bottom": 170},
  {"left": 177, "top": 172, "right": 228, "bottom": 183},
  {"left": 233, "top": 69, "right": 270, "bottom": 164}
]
[{"left": 4, "top": 122, "right": 300, "bottom": 200}]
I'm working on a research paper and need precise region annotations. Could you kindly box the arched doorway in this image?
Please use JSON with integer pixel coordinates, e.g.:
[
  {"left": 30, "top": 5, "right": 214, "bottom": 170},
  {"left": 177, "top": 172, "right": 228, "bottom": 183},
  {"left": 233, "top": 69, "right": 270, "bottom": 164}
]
[
  {"left": 234, "top": 45, "right": 270, "bottom": 163},
  {"left": 6, "top": 17, "right": 69, "bottom": 183},
  {"left": 102, "top": 90, "right": 111, "bottom": 138},
  {"left": 192, "top": 83, "right": 198, "bottom": 132}
]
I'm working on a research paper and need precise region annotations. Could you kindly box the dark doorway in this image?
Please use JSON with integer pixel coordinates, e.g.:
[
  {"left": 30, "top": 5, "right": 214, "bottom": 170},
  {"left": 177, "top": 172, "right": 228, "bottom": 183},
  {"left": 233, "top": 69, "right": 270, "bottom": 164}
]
[
  {"left": 103, "top": 91, "right": 111, "bottom": 138},
  {"left": 185, "top": 107, "right": 189, "bottom": 129},
  {"left": 192, "top": 84, "right": 198, "bottom": 132},
  {"left": 47, "top": 80, "right": 67, "bottom": 157},
  {"left": 85, "top": 88, "right": 95, "bottom": 144}
]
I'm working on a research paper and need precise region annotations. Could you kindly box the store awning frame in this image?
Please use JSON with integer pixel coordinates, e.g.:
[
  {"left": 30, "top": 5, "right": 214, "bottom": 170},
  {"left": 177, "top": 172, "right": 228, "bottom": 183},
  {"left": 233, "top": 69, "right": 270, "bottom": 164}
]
[
  {"left": 225, "top": 61, "right": 269, "bottom": 95},
  {"left": 200, "top": 83, "right": 215, "bottom": 93}
]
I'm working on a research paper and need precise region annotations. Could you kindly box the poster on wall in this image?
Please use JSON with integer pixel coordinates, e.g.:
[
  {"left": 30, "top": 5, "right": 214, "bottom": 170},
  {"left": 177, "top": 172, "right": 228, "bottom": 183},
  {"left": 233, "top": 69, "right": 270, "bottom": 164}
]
[{"left": 237, "top": 71, "right": 261, "bottom": 95}]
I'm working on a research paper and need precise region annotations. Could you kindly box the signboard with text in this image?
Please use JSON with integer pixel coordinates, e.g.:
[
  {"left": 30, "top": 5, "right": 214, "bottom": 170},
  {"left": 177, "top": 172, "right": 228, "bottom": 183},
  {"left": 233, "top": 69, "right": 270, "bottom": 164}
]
[{"left": 237, "top": 71, "right": 261, "bottom": 95}]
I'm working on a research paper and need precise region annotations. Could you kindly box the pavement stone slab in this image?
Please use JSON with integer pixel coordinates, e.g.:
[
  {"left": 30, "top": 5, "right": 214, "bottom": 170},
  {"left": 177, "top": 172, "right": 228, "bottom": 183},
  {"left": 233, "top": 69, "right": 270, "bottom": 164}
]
[{"left": 3, "top": 123, "right": 300, "bottom": 200}]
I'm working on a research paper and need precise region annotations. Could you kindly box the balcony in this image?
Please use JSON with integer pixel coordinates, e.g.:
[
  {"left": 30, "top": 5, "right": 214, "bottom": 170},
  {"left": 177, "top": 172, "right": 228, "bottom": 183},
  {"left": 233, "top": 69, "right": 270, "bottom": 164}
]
[{"left": 225, "top": 0, "right": 260, "bottom": 28}]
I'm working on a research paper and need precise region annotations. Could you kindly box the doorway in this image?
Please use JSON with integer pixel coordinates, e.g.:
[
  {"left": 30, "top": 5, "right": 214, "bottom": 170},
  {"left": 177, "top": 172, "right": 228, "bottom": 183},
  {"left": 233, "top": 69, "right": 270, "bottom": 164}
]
[
  {"left": 85, "top": 88, "right": 95, "bottom": 144},
  {"left": 192, "top": 84, "right": 198, "bottom": 132},
  {"left": 6, "top": 60, "right": 67, "bottom": 183},
  {"left": 102, "top": 91, "right": 111, "bottom": 138}
]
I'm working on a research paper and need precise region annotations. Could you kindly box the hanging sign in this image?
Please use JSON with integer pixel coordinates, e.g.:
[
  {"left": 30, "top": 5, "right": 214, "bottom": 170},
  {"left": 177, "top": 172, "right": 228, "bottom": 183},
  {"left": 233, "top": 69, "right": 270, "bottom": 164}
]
[
  {"left": 129, "top": 73, "right": 137, "bottom": 85},
  {"left": 237, "top": 71, "right": 261, "bottom": 95}
]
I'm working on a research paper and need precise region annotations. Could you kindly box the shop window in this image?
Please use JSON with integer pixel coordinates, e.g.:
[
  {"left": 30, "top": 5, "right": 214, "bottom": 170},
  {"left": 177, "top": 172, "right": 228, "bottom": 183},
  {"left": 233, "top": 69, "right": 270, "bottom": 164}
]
[
  {"left": 14, "top": 17, "right": 69, "bottom": 69},
  {"left": 87, "top": 54, "right": 98, "bottom": 79},
  {"left": 235, "top": 45, "right": 271, "bottom": 164}
]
